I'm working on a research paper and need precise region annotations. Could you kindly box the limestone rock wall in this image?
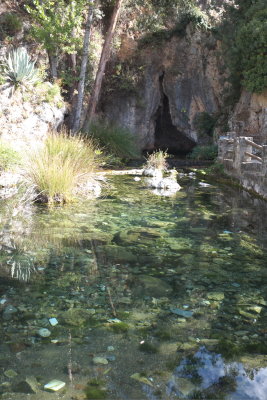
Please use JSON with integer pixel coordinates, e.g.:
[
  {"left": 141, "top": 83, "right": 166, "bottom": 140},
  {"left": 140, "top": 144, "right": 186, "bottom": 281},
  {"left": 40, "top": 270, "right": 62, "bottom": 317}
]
[
  {"left": 101, "top": 27, "right": 226, "bottom": 152},
  {"left": 0, "top": 85, "right": 65, "bottom": 152},
  {"left": 229, "top": 90, "right": 267, "bottom": 141}
]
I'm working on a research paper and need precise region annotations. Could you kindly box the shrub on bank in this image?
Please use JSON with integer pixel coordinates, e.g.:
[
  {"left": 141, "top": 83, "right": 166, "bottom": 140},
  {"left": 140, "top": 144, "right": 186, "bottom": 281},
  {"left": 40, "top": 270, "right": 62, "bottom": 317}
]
[
  {"left": 187, "top": 145, "right": 218, "bottom": 161},
  {"left": 87, "top": 121, "right": 140, "bottom": 163},
  {"left": 0, "top": 142, "right": 21, "bottom": 171},
  {"left": 25, "top": 132, "right": 100, "bottom": 204}
]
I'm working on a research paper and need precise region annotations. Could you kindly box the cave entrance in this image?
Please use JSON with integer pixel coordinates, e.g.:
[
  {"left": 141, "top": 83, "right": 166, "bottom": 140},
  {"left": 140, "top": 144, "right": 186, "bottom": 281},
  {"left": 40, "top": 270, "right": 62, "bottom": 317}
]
[{"left": 153, "top": 75, "right": 195, "bottom": 157}]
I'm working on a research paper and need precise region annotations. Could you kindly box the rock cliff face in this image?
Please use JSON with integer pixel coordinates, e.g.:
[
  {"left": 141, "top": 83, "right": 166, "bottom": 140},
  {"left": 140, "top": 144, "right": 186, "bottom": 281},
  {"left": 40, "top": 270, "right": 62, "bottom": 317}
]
[
  {"left": 101, "top": 27, "right": 226, "bottom": 153},
  {"left": 229, "top": 90, "right": 267, "bottom": 141},
  {"left": 0, "top": 84, "right": 65, "bottom": 152},
  {"left": 101, "top": 24, "right": 266, "bottom": 153}
]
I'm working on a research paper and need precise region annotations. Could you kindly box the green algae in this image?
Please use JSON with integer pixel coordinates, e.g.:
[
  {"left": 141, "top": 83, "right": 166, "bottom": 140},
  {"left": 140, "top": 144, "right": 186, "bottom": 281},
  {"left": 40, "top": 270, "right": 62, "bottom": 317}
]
[
  {"left": 85, "top": 379, "right": 107, "bottom": 399},
  {"left": 109, "top": 321, "right": 129, "bottom": 333}
]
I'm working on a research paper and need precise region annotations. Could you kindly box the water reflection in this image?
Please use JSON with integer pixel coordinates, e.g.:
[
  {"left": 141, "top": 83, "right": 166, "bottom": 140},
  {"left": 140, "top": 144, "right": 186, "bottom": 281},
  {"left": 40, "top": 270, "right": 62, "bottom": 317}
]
[{"left": 168, "top": 347, "right": 267, "bottom": 400}]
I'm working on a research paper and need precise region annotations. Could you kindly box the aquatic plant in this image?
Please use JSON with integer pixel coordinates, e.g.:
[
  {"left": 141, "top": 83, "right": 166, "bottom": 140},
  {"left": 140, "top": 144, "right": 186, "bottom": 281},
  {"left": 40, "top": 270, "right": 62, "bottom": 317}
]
[
  {"left": 24, "top": 131, "right": 101, "bottom": 204},
  {"left": 2, "top": 47, "right": 39, "bottom": 89}
]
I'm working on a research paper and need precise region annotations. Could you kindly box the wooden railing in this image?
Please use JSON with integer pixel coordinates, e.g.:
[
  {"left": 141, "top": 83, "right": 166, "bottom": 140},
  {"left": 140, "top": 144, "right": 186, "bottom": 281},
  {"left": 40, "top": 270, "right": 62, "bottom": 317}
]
[{"left": 218, "top": 135, "right": 267, "bottom": 177}]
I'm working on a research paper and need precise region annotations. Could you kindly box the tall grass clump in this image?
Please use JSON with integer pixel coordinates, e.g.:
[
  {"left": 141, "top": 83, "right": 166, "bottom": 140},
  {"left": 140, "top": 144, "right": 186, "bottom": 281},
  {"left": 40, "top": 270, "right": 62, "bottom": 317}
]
[
  {"left": 145, "top": 150, "right": 168, "bottom": 171},
  {"left": 25, "top": 132, "right": 100, "bottom": 204},
  {"left": 88, "top": 121, "right": 140, "bottom": 163}
]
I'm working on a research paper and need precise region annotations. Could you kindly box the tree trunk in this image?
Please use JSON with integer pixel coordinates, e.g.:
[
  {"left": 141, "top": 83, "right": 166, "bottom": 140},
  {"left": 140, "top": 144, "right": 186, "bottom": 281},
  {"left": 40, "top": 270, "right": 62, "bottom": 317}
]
[
  {"left": 48, "top": 52, "right": 58, "bottom": 81},
  {"left": 83, "top": 0, "right": 123, "bottom": 131},
  {"left": 71, "top": 1, "right": 95, "bottom": 133}
]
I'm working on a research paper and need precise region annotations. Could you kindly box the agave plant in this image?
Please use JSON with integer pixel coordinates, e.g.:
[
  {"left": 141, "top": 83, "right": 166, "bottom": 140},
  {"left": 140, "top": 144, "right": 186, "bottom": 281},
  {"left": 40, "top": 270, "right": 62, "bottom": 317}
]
[{"left": 2, "top": 47, "right": 39, "bottom": 88}]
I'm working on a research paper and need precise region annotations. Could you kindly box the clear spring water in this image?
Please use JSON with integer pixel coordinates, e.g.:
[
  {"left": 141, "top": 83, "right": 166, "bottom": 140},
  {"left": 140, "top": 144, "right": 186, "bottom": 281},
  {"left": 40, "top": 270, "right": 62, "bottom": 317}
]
[{"left": 0, "top": 173, "right": 267, "bottom": 400}]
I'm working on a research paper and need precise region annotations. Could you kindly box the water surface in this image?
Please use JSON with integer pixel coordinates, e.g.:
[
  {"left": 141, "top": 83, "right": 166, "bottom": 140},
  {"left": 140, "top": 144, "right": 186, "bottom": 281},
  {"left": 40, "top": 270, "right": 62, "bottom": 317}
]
[{"left": 0, "top": 173, "right": 267, "bottom": 399}]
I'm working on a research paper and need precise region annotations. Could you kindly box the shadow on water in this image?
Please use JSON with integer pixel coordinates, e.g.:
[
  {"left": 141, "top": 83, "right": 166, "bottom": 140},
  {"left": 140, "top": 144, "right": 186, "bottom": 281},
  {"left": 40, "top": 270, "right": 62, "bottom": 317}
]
[{"left": 0, "top": 173, "right": 267, "bottom": 399}]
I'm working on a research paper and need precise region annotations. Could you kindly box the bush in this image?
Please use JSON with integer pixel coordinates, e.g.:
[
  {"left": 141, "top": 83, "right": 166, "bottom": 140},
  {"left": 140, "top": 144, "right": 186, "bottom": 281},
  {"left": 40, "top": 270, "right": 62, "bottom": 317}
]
[
  {"left": 0, "top": 142, "right": 21, "bottom": 171},
  {"left": 25, "top": 132, "right": 100, "bottom": 204},
  {"left": 220, "top": 0, "right": 267, "bottom": 94},
  {"left": 0, "top": 13, "right": 22, "bottom": 38},
  {"left": 2, "top": 47, "right": 39, "bottom": 89},
  {"left": 87, "top": 121, "right": 140, "bottom": 161},
  {"left": 194, "top": 112, "right": 216, "bottom": 137},
  {"left": 187, "top": 145, "right": 218, "bottom": 161}
]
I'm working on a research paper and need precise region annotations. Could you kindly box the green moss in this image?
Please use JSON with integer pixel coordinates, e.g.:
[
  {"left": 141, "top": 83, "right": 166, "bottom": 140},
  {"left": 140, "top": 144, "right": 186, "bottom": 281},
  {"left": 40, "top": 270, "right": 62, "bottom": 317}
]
[
  {"left": 154, "top": 329, "right": 172, "bottom": 340},
  {"left": 139, "top": 342, "right": 158, "bottom": 354},
  {"left": 85, "top": 379, "right": 107, "bottom": 399},
  {"left": 109, "top": 322, "right": 129, "bottom": 333}
]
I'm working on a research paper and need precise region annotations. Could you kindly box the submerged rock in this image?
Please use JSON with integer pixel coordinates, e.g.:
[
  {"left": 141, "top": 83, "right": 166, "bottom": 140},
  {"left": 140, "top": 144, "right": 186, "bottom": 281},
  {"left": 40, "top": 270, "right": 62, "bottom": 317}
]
[
  {"left": 44, "top": 380, "right": 66, "bottom": 391},
  {"left": 170, "top": 308, "right": 193, "bottom": 318},
  {"left": 13, "top": 377, "right": 39, "bottom": 394},
  {"left": 38, "top": 328, "right": 51, "bottom": 337},
  {"left": 93, "top": 357, "right": 109, "bottom": 365},
  {"left": 2, "top": 305, "right": 18, "bottom": 320}
]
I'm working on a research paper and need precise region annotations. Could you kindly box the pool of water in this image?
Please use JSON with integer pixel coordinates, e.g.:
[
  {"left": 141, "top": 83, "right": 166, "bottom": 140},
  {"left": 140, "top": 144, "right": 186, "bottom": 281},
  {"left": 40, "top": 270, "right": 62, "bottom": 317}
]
[{"left": 0, "top": 172, "right": 267, "bottom": 399}]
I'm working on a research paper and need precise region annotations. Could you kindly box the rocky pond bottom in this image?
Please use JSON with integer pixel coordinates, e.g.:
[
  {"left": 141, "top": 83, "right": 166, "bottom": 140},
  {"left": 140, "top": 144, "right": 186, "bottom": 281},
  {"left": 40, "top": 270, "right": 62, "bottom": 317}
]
[{"left": 0, "top": 173, "right": 267, "bottom": 400}]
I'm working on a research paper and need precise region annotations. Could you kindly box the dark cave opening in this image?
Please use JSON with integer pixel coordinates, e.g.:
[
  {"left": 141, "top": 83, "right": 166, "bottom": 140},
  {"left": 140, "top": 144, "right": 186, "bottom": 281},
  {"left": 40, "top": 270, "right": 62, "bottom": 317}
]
[{"left": 153, "top": 75, "right": 196, "bottom": 157}]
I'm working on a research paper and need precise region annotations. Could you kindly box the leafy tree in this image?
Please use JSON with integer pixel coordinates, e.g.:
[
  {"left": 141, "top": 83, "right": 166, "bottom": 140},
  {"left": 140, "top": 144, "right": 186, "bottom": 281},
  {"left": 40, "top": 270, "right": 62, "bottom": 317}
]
[
  {"left": 25, "top": 0, "right": 85, "bottom": 79},
  {"left": 221, "top": 0, "right": 267, "bottom": 94}
]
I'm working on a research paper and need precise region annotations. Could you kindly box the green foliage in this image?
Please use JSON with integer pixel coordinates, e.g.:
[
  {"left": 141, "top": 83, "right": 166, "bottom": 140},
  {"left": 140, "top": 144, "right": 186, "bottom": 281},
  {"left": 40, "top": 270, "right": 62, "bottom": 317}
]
[
  {"left": 25, "top": 0, "right": 85, "bottom": 55},
  {"left": 2, "top": 47, "right": 39, "bottom": 89},
  {"left": 107, "top": 62, "right": 143, "bottom": 94},
  {"left": 0, "top": 142, "right": 21, "bottom": 171},
  {"left": 88, "top": 121, "right": 140, "bottom": 161},
  {"left": 187, "top": 145, "right": 218, "bottom": 161},
  {"left": 25, "top": 132, "right": 100, "bottom": 204},
  {"left": 194, "top": 112, "right": 216, "bottom": 137},
  {"left": 0, "top": 12, "right": 23, "bottom": 38},
  {"left": 220, "top": 0, "right": 267, "bottom": 94},
  {"left": 128, "top": 0, "right": 210, "bottom": 47},
  {"left": 145, "top": 150, "right": 168, "bottom": 171}
]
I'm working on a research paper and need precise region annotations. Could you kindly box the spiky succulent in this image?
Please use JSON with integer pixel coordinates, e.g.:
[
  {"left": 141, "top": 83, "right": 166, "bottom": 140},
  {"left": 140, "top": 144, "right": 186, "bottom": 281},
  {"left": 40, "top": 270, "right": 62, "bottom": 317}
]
[{"left": 2, "top": 47, "right": 39, "bottom": 88}]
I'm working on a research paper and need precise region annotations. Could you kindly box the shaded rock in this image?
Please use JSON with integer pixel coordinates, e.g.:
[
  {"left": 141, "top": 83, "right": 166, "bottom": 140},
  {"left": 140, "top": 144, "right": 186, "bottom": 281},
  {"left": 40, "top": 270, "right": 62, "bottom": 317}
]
[
  {"left": 174, "top": 377, "right": 196, "bottom": 397},
  {"left": 134, "top": 275, "right": 172, "bottom": 297},
  {"left": 2, "top": 305, "right": 18, "bottom": 320},
  {"left": 13, "top": 377, "right": 39, "bottom": 394},
  {"left": 97, "top": 245, "right": 136, "bottom": 263},
  {"left": 62, "top": 308, "right": 95, "bottom": 327},
  {"left": 113, "top": 227, "right": 163, "bottom": 246}
]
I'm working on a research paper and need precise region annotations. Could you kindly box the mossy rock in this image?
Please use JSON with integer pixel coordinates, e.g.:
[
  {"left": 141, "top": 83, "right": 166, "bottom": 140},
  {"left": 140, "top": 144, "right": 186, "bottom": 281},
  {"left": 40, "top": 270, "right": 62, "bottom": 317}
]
[
  {"left": 84, "top": 379, "right": 107, "bottom": 399},
  {"left": 113, "top": 227, "right": 164, "bottom": 246},
  {"left": 97, "top": 245, "right": 136, "bottom": 263},
  {"left": 109, "top": 321, "right": 129, "bottom": 333},
  {"left": 166, "top": 237, "right": 193, "bottom": 251}
]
